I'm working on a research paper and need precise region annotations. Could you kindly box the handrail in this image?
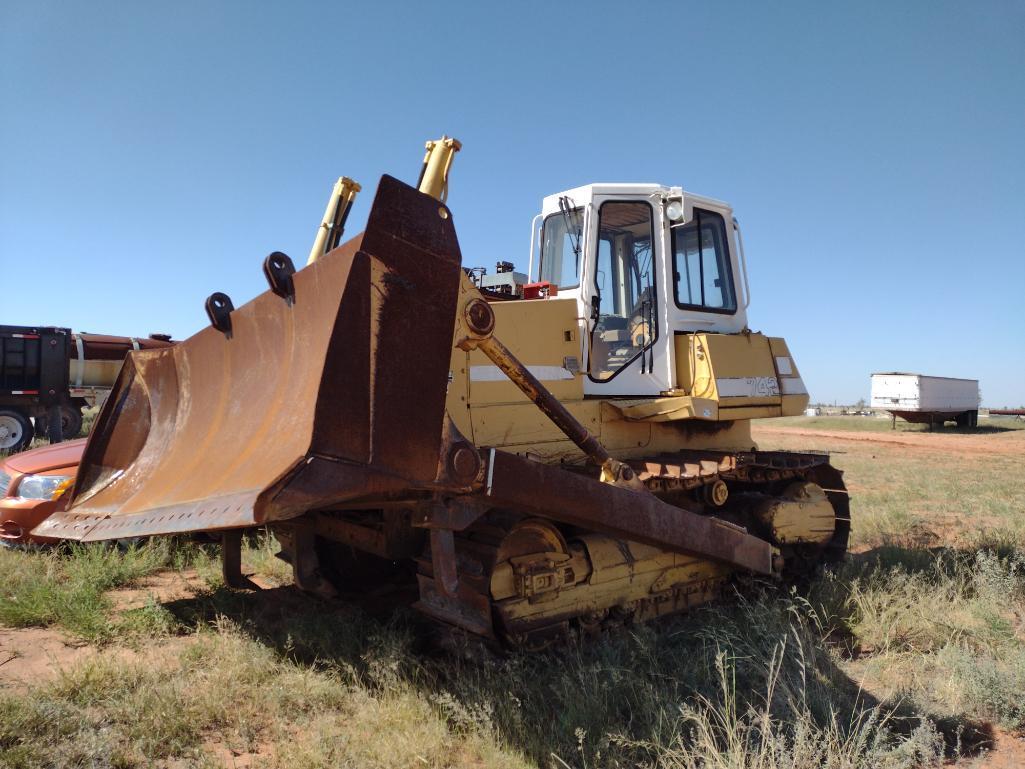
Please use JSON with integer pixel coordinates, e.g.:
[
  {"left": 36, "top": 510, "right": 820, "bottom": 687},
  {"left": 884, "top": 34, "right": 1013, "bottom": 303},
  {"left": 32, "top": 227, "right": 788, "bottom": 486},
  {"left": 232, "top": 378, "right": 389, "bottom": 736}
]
[
  {"left": 733, "top": 216, "right": 751, "bottom": 309},
  {"left": 526, "top": 213, "right": 542, "bottom": 282}
]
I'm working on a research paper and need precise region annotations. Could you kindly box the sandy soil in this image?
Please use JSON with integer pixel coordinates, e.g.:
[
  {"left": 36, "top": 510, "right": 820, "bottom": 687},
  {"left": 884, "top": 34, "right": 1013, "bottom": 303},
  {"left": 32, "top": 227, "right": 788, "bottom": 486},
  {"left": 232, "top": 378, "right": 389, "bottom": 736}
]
[
  {"left": 966, "top": 730, "right": 1025, "bottom": 769},
  {"left": 107, "top": 568, "right": 211, "bottom": 612},
  {"left": 0, "top": 625, "right": 195, "bottom": 695},
  {"left": 753, "top": 424, "right": 1025, "bottom": 457},
  {"left": 0, "top": 626, "right": 93, "bottom": 693}
]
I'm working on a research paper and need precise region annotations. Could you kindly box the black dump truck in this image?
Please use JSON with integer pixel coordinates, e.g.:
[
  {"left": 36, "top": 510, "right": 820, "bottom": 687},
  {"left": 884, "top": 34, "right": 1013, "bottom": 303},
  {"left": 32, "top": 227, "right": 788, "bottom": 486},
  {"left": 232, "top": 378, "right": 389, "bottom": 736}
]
[{"left": 0, "top": 325, "right": 173, "bottom": 451}]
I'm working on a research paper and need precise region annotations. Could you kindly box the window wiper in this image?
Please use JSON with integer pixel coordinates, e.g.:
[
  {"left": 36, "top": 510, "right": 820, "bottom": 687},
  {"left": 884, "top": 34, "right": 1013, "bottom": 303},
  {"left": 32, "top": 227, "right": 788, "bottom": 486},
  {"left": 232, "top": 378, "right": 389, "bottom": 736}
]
[
  {"left": 558, "top": 196, "right": 582, "bottom": 273},
  {"left": 646, "top": 282, "right": 655, "bottom": 374}
]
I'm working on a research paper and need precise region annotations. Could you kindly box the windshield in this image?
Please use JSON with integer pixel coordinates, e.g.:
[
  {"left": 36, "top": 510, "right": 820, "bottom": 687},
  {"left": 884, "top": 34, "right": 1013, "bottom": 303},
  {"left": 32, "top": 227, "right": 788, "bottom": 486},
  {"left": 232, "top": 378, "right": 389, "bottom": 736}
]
[{"left": 538, "top": 207, "right": 582, "bottom": 290}]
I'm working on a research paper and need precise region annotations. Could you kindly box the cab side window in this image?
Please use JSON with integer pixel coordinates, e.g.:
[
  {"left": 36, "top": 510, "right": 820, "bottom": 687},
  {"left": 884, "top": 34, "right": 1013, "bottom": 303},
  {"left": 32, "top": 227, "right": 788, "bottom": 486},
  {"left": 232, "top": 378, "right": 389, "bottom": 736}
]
[{"left": 672, "top": 208, "right": 736, "bottom": 313}]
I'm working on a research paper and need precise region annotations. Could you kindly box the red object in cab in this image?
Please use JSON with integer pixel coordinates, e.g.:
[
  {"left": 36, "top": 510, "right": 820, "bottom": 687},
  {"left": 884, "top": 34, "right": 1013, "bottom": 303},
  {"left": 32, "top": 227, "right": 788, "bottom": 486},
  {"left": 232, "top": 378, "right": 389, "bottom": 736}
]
[{"left": 522, "top": 282, "right": 558, "bottom": 300}]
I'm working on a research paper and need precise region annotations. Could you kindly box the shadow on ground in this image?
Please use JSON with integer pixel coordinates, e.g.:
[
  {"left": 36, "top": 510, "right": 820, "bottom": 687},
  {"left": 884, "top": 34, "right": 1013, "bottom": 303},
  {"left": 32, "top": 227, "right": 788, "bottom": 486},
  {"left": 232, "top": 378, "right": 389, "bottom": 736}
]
[
  {"left": 159, "top": 544, "right": 999, "bottom": 766},
  {"left": 922, "top": 425, "right": 1020, "bottom": 435}
]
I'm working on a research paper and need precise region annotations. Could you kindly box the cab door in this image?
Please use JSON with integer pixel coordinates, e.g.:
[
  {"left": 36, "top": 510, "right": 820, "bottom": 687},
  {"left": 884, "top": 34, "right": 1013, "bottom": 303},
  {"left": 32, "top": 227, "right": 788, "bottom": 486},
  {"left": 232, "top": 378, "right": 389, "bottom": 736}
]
[{"left": 581, "top": 197, "right": 672, "bottom": 396}]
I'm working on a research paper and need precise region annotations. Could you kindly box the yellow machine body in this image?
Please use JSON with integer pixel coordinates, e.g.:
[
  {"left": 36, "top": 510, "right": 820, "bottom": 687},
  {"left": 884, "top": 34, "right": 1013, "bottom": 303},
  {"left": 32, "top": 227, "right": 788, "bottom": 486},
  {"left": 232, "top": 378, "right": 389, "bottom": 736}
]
[{"left": 449, "top": 296, "right": 808, "bottom": 462}]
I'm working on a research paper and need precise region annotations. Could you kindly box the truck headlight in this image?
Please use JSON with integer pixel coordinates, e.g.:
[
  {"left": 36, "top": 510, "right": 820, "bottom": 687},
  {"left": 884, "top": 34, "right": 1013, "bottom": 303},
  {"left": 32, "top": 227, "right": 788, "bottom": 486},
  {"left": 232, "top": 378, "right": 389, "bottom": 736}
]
[{"left": 16, "top": 474, "right": 73, "bottom": 500}]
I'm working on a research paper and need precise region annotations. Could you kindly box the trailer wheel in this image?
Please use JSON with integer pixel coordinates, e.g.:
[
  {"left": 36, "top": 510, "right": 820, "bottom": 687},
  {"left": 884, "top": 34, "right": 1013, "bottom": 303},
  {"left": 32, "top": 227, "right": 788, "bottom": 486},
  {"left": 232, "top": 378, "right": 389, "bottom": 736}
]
[
  {"left": 34, "top": 405, "right": 85, "bottom": 440},
  {"left": 0, "top": 409, "right": 33, "bottom": 451}
]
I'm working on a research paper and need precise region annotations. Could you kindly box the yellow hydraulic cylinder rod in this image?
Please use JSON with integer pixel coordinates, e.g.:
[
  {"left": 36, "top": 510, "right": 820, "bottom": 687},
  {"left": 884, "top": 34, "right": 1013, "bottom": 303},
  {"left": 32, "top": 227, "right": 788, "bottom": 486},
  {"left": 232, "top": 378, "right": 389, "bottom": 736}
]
[
  {"left": 417, "top": 136, "right": 462, "bottom": 201},
  {"left": 308, "top": 176, "right": 362, "bottom": 265}
]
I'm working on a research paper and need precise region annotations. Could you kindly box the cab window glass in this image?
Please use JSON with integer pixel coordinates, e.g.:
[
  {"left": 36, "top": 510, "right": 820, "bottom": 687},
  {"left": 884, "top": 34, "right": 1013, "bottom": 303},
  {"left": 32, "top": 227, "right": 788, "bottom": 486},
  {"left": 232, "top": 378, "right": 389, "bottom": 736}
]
[
  {"left": 672, "top": 209, "right": 736, "bottom": 312},
  {"left": 595, "top": 236, "right": 616, "bottom": 315},
  {"left": 589, "top": 201, "right": 657, "bottom": 381},
  {"left": 539, "top": 208, "right": 583, "bottom": 290}
]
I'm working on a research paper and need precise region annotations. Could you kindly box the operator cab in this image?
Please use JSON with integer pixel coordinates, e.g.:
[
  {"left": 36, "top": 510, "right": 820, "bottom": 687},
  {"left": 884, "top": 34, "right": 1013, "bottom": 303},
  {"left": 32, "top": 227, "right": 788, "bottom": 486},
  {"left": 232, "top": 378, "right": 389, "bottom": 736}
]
[{"left": 532, "top": 184, "right": 750, "bottom": 397}]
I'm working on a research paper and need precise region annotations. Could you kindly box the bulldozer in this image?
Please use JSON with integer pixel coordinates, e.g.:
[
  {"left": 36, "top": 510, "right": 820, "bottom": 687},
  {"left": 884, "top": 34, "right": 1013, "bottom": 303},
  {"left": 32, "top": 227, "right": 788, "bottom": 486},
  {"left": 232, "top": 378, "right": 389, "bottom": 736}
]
[{"left": 36, "top": 138, "right": 849, "bottom": 649}]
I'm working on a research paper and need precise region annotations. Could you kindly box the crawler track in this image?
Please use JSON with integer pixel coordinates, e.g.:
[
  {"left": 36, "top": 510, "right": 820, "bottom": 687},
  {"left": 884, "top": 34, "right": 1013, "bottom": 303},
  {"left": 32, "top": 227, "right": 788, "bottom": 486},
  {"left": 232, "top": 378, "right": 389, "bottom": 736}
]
[{"left": 414, "top": 449, "right": 850, "bottom": 649}]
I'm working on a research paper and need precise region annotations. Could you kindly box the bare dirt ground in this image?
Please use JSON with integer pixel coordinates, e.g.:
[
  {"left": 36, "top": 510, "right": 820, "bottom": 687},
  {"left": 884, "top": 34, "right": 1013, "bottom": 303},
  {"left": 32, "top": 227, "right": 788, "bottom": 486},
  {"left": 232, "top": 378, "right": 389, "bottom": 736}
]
[
  {"left": 0, "top": 626, "right": 93, "bottom": 693},
  {"left": 0, "top": 566, "right": 308, "bottom": 692},
  {"left": 0, "top": 571, "right": 205, "bottom": 694},
  {"left": 107, "top": 568, "right": 210, "bottom": 612},
  {"left": 754, "top": 424, "right": 1025, "bottom": 457},
  {"left": 0, "top": 623, "right": 194, "bottom": 694},
  {"left": 964, "top": 730, "right": 1025, "bottom": 769},
  {"left": 166, "top": 741, "right": 275, "bottom": 769}
]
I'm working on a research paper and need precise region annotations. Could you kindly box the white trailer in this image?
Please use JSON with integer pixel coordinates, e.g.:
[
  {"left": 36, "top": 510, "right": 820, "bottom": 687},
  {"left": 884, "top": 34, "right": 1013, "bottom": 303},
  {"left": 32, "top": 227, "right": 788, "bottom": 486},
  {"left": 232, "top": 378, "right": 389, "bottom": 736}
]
[{"left": 870, "top": 372, "right": 980, "bottom": 428}]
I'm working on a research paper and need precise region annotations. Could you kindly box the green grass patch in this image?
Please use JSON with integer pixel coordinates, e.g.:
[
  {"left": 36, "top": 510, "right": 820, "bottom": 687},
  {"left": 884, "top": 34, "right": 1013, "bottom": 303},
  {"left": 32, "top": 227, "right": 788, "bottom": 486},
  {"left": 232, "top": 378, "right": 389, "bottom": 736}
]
[{"left": 0, "top": 539, "right": 196, "bottom": 642}]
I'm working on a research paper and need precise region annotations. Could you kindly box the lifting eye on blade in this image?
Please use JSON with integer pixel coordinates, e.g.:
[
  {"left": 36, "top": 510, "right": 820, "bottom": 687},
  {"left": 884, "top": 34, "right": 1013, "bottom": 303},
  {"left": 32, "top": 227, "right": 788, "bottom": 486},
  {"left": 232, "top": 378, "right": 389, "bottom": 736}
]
[
  {"left": 263, "top": 251, "right": 297, "bottom": 304},
  {"left": 205, "top": 292, "right": 234, "bottom": 337}
]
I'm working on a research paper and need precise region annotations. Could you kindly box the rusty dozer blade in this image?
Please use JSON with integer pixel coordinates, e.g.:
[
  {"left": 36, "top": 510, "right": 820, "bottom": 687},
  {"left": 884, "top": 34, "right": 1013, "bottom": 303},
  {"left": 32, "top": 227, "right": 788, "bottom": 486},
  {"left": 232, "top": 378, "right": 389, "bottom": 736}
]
[{"left": 36, "top": 175, "right": 464, "bottom": 542}]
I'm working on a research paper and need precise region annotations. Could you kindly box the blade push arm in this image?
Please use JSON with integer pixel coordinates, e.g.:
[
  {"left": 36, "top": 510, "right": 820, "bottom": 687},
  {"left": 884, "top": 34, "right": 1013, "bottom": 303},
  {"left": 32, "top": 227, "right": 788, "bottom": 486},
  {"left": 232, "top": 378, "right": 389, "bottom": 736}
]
[{"left": 419, "top": 138, "right": 642, "bottom": 492}]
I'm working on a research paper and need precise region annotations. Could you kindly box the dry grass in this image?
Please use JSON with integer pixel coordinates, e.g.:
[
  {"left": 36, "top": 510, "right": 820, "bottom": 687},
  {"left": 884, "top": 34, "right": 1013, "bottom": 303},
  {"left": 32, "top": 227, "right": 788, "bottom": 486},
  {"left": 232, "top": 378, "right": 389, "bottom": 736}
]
[
  {"left": 0, "top": 585, "right": 950, "bottom": 768},
  {"left": 813, "top": 545, "right": 1025, "bottom": 731},
  {"left": 1, "top": 421, "right": 1023, "bottom": 767},
  {"left": 0, "top": 620, "right": 527, "bottom": 768}
]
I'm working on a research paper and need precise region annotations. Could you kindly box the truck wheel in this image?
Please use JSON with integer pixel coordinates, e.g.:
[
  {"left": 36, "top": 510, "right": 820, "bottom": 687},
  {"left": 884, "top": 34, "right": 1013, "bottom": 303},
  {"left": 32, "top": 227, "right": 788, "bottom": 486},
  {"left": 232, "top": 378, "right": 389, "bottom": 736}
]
[
  {"left": 0, "top": 409, "right": 33, "bottom": 451},
  {"left": 34, "top": 405, "right": 84, "bottom": 440},
  {"left": 61, "top": 406, "right": 84, "bottom": 438}
]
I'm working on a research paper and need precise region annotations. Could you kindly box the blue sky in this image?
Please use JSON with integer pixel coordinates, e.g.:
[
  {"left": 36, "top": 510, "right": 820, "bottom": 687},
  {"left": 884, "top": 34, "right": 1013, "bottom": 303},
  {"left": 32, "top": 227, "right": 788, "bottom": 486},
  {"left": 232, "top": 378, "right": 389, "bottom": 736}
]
[{"left": 2, "top": 1, "right": 1023, "bottom": 406}]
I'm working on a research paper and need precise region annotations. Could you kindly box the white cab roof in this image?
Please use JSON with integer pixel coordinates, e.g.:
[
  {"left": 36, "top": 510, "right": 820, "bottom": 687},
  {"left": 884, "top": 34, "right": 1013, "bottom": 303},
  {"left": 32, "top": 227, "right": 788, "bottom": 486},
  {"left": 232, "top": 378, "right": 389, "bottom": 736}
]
[{"left": 541, "top": 184, "right": 731, "bottom": 216}]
